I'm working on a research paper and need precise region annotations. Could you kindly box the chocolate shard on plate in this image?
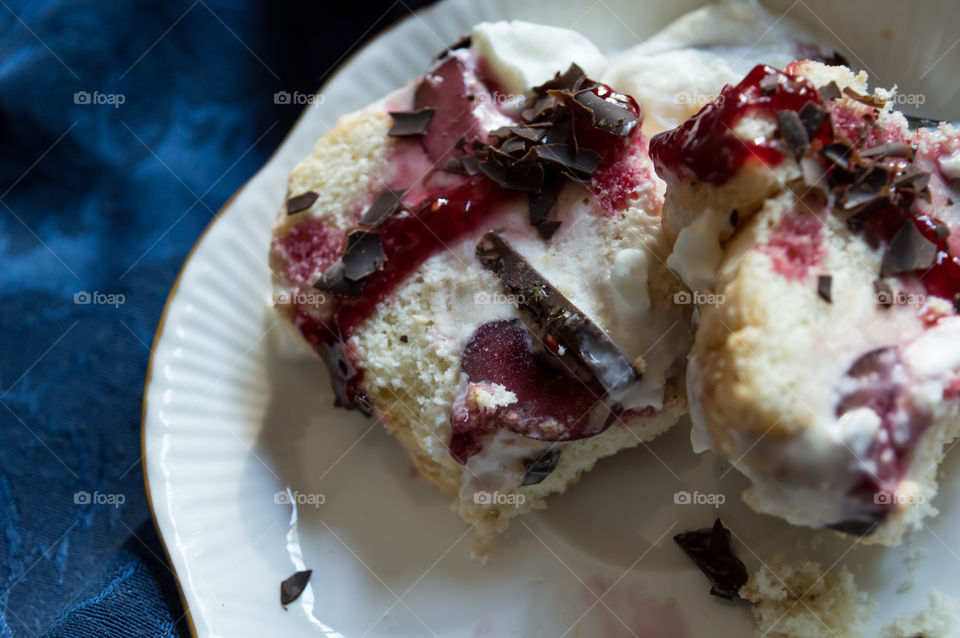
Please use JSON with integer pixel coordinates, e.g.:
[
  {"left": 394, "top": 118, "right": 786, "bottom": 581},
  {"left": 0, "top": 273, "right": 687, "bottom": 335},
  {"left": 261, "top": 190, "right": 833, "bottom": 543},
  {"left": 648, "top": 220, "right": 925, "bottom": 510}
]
[
  {"left": 673, "top": 519, "right": 748, "bottom": 601},
  {"left": 776, "top": 110, "right": 809, "bottom": 157},
  {"left": 534, "top": 144, "right": 602, "bottom": 180},
  {"left": 476, "top": 232, "right": 640, "bottom": 393},
  {"left": 341, "top": 230, "right": 387, "bottom": 281},
  {"left": 314, "top": 261, "right": 365, "bottom": 298},
  {"left": 521, "top": 448, "right": 562, "bottom": 486},
  {"left": 387, "top": 107, "right": 436, "bottom": 137},
  {"left": 881, "top": 221, "right": 939, "bottom": 277},
  {"left": 360, "top": 189, "right": 406, "bottom": 227},
  {"left": 280, "top": 569, "right": 313, "bottom": 606},
  {"left": 573, "top": 90, "right": 639, "bottom": 137},
  {"left": 817, "top": 274, "right": 833, "bottom": 303},
  {"left": 818, "top": 80, "right": 842, "bottom": 101},
  {"left": 286, "top": 191, "right": 319, "bottom": 215}
]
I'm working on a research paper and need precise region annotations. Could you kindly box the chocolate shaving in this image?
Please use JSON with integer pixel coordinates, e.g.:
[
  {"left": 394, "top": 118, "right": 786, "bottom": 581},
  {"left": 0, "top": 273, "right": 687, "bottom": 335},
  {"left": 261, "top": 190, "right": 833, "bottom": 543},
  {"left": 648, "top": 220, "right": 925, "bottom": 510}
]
[
  {"left": 536, "top": 220, "right": 562, "bottom": 239},
  {"left": 529, "top": 177, "right": 562, "bottom": 226},
  {"left": 777, "top": 110, "right": 809, "bottom": 157},
  {"left": 534, "top": 144, "right": 602, "bottom": 180},
  {"left": 500, "top": 136, "right": 527, "bottom": 156},
  {"left": 874, "top": 279, "right": 893, "bottom": 308},
  {"left": 280, "top": 569, "right": 313, "bottom": 606},
  {"left": 341, "top": 230, "right": 386, "bottom": 281},
  {"left": 674, "top": 519, "right": 748, "bottom": 601},
  {"left": 573, "top": 90, "right": 640, "bottom": 136},
  {"left": 881, "top": 221, "right": 939, "bottom": 277},
  {"left": 286, "top": 191, "right": 319, "bottom": 215},
  {"left": 360, "top": 189, "right": 406, "bottom": 227},
  {"left": 817, "top": 275, "right": 833, "bottom": 303},
  {"left": 843, "top": 86, "right": 883, "bottom": 108},
  {"left": 478, "top": 152, "right": 544, "bottom": 192},
  {"left": 521, "top": 449, "right": 562, "bottom": 485},
  {"left": 798, "top": 101, "right": 829, "bottom": 140},
  {"left": 818, "top": 81, "right": 842, "bottom": 101},
  {"left": 476, "top": 232, "right": 640, "bottom": 392},
  {"left": 387, "top": 108, "right": 436, "bottom": 137},
  {"left": 536, "top": 63, "right": 586, "bottom": 92},
  {"left": 461, "top": 155, "right": 480, "bottom": 176},
  {"left": 314, "top": 261, "right": 365, "bottom": 298}
]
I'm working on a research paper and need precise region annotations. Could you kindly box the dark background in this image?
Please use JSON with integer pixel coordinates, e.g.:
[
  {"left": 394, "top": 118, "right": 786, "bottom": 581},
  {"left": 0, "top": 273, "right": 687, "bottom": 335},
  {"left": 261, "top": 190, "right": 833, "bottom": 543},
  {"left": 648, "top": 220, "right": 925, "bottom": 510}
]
[{"left": 0, "top": 1, "right": 432, "bottom": 636}]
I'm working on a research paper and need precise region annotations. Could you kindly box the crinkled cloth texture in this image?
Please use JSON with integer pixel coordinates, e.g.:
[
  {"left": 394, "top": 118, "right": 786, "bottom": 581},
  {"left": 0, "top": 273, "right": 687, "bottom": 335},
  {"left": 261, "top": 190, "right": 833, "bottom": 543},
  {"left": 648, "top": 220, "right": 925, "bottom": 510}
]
[{"left": 0, "top": 1, "right": 433, "bottom": 636}]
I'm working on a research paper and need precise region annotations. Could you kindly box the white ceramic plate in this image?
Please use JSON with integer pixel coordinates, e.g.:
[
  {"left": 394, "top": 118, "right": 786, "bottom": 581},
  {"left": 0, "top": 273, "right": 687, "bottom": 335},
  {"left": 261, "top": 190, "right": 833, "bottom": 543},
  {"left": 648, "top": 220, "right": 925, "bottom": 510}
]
[{"left": 143, "top": 1, "right": 960, "bottom": 636}]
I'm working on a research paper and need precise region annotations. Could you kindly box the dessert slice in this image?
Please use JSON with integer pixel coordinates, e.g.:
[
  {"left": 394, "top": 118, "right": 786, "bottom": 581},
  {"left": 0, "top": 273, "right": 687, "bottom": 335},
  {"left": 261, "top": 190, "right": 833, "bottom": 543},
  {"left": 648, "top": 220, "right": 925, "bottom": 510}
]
[
  {"left": 650, "top": 59, "right": 960, "bottom": 543},
  {"left": 269, "top": 22, "right": 691, "bottom": 554}
]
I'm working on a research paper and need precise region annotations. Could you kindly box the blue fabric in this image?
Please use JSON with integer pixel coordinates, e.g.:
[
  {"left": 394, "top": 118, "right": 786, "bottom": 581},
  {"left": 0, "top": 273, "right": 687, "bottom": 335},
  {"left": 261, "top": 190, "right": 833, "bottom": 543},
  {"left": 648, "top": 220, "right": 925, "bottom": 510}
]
[{"left": 0, "top": 1, "right": 432, "bottom": 635}]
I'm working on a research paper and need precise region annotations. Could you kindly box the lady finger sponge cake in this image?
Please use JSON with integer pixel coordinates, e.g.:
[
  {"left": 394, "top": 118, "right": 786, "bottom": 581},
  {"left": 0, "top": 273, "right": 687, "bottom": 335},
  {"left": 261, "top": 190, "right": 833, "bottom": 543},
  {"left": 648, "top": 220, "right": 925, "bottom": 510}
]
[
  {"left": 650, "top": 59, "right": 960, "bottom": 543},
  {"left": 269, "top": 22, "right": 691, "bottom": 554}
]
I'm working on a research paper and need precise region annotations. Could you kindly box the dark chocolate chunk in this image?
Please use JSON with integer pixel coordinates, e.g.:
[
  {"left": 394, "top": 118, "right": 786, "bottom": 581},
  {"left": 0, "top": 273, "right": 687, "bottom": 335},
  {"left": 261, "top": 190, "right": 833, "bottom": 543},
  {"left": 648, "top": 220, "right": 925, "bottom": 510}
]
[
  {"left": 478, "top": 152, "right": 544, "bottom": 192},
  {"left": 341, "top": 230, "right": 386, "bottom": 281},
  {"left": 881, "top": 221, "right": 939, "bottom": 277},
  {"left": 522, "top": 94, "right": 562, "bottom": 123},
  {"left": 314, "top": 261, "right": 365, "bottom": 298},
  {"left": 534, "top": 144, "right": 603, "bottom": 180},
  {"left": 573, "top": 90, "right": 639, "bottom": 137},
  {"left": 536, "top": 220, "right": 562, "bottom": 239},
  {"left": 935, "top": 223, "right": 950, "bottom": 240},
  {"left": 674, "top": 519, "right": 748, "bottom": 601},
  {"left": 843, "top": 86, "right": 882, "bottom": 107},
  {"left": 510, "top": 125, "right": 549, "bottom": 143},
  {"left": 280, "top": 569, "right": 313, "bottom": 606},
  {"left": 399, "top": 335, "right": 408, "bottom": 343},
  {"left": 521, "top": 448, "right": 562, "bottom": 485},
  {"left": 776, "top": 110, "right": 809, "bottom": 157},
  {"left": 874, "top": 279, "right": 893, "bottom": 308},
  {"left": 500, "top": 136, "right": 527, "bottom": 156},
  {"left": 892, "top": 165, "right": 931, "bottom": 193},
  {"left": 286, "top": 191, "right": 319, "bottom": 215},
  {"left": 476, "top": 232, "right": 640, "bottom": 392},
  {"left": 360, "top": 189, "right": 406, "bottom": 227},
  {"left": 822, "top": 142, "right": 854, "bottom": 168},
  {"left": 387, "top": 108, "right": 436, "bottom": 137},
  {"left": 798, "top": 101, "right": 828, "bottom": 140},
  {"left": 817, "top": 275, "right": 833, "bottom": 303},
  {"left": 818, "top": 81, "right": 842, "bottom": 101},
  {"left": 461, "top": 155, "right": 480, "bottom": 176},
  {"left": 841, "top": 166, "right": 890, "bottom": 211},
  {"left": 534, "top": 63, "right": 586, "bottom": 93},
  {"left": 729, "top": 209, "right": 739, "bottom": 228},
  {"left": 529, "top": 176, "right": 562, "bottom": 226}
]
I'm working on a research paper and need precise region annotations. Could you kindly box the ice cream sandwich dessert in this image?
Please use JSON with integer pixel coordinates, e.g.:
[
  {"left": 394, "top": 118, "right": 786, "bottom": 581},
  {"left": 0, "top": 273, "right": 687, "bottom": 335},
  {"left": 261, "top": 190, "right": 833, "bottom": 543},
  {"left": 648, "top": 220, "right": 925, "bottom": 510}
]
[{"left": 651, "top": 59, "right": 960, "bottom": 543}]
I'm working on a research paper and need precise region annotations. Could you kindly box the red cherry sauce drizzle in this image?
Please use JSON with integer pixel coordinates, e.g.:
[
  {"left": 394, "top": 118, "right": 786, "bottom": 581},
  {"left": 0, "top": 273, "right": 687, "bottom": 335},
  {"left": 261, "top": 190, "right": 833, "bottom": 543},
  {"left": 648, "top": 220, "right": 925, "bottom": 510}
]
[
  {"left": 290, "top": 54, "right": 640, "bottom": 419},
  {"left": 649, "top": 65, "right": 827, "bottom": 186},
  {"left": 449, "top": 320, "right": 614, "bottom": 464}
]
